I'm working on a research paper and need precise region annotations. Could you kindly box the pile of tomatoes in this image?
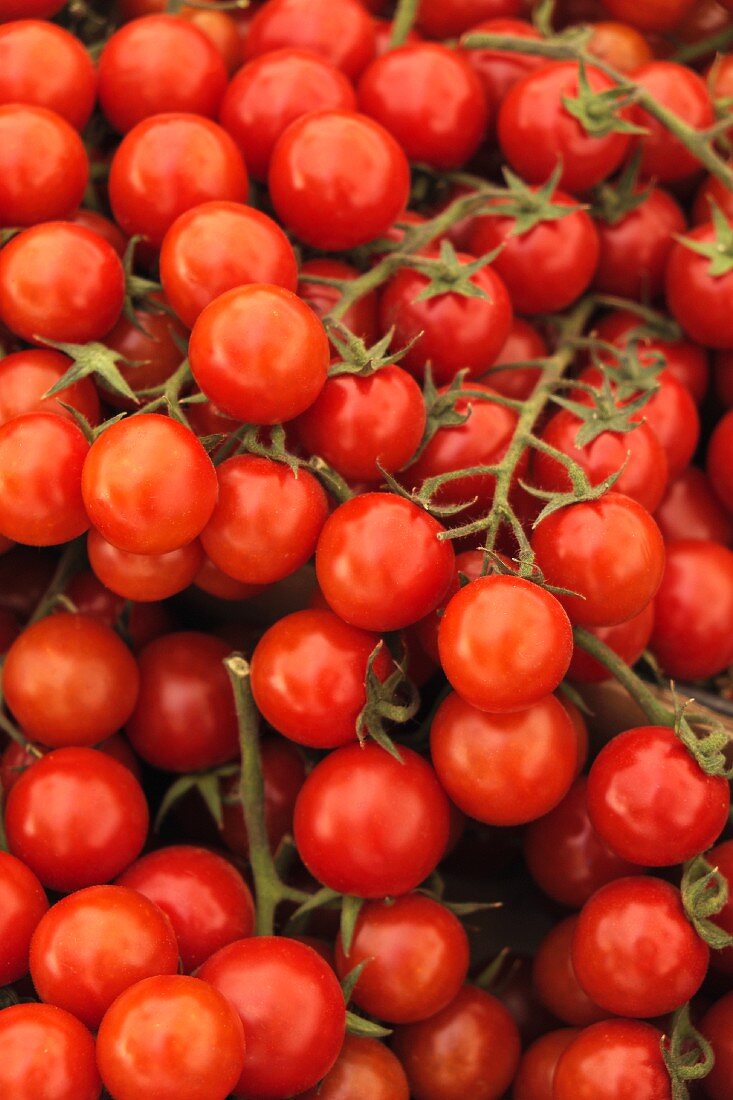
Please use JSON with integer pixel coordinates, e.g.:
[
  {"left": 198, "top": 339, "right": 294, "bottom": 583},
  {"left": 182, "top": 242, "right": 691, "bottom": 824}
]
[{"left": 1, "top": 0, "right": 733, "bottom": 1097}]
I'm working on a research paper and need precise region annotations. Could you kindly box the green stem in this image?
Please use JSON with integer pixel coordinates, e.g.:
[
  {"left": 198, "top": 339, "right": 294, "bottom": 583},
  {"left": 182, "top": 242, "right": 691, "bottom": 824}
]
[
  {"left": 573, "top": 626, "right": 673, "bottom": 725},
  {"left": 389, "top": 0, "right": 420, "bottom": 49},
  {"left": 672, "top": 24, "right": 733, "bottom": 64}
]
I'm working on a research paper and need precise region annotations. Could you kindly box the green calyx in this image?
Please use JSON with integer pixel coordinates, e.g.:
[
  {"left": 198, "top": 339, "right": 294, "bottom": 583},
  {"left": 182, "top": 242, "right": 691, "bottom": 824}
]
[
  {"left": 562, "top": 61, "right": 647, "bottom": 138},
  {"left": 489, "top": 164, "right": 584, "bottom": 237},
  {"left": 681, "top": 855, "right": 733, "bottom": 950},
  {"left": 662, "top": 1003, "right": 715, "bottom": 1100},
  {"left": 326, "top": 324, "right": 417, "bottom": 378},
  {"left": 406, "top": 239, "right": 502, "bottom": 301},
  {"left": 592, "top": 150, "right": 651, "bottom": 226},
  {"left": 678, "top": 200, "right": 733, "bottom": 278}
]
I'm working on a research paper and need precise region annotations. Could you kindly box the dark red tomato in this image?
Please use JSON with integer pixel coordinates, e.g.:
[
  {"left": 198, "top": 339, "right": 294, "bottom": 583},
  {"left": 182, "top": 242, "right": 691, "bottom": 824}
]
[
  {"left": 118, "top": 846, "right": 254, "bottom": 973},
  {"left": 378, "top": 254, "right": 513, "bottom": 385},
  {"left": 586, "top": 21, "right": 652, "bottom": 71},
  {"left": 316, "top": 493, "right": 455, "bottom": 631},
  {"left": 160, "top": 201, "right": 297, "bottom": 327},
  {"left": 469, "top": 192, "right": 599, "bottom": 315},
  {"left": 250, "top": 609, "right": 391, "bottom": 749},
  {"left": 0, "top": 0, "right": 66, "bottom": 15},
  {"left": 99, "top": 16, "right": 227, "bottom": 133},
  {"left": 513, "top": 1029, "right": 580, "bottom": 1100},
  {"left": 4, "top": 613, "right": 139, "bottom": 748},
  {"left": 594, "top": 308, "right": 709, "bottom": 404},
  {"left": 655, "top": 467, "right": 733, "bottom": 546},
  {"left": 700, "top": 993, "right": 733, "bottom": 1100},
  {"left": 0, "top": 1003, "right": 100, "bottom": 1100},
  {"left": 219, "top": 49, "right": 356, "bottom": 181},
  {"left": 269, "top": 110, "right": 410, "bottom": 250},
  {"left": 87, "top": 529, "right": 204, "bottom": 602},
  {"left": 533, "top": 917, "right": 607, "bottom": 1026},
  {"left": 587, "top": 725, "right": 729, "bottom": 866},
  {"left": 185, "top": 398, "right": 239, "bottom": 441},
  {"left": 0, "top": 413, "right": 89, "bottom": 547},
  {"left": 524, "top": 778, "right": 636, "bottom": 909},
  {"left": 498, "top": 63, "right": 631, "bottom": 194},
  {"left": 667, "top": 225, "right": 733, "bottom": 348},
  {"left": 201, "top": 455, "right": 329, "bottom": 585},
  {"left": 419, "top": 0, "right": 521, "bottom": 37},
  {"left": 109, "top": 113, "right": 248, "bottom": 247},
  {"left": 194, "top": 557, "right": 264, "bottom": 601},
  {"left": 179, "top": 8, "right": 242, "bottom": 74},
  {"left": 82, "top": 414, "right": 218, "bottom": 555},
  {"left": 199, "top": 937, "right": 345, "bottom": 1098},
  {"left": 0, "top": 105, "right": 87, "bottom": 227},
  {"left": 334, "top": 894, "right": 469, "bottom": 1024},
  {"left": 0, "top": 222, "right": 125, "bottom": 344},
  {"left": 531, "top": 493, "right": 665, "bottom": 627},
  {"left": 392, "top": 985, "right": 521, "bottom": 1100},
  {"left": 0, "top": 606, "right": 17, "bottom": 654},
  {"left": 633, "top": 62, "right": 714, "bottom": 182},
  {"left": 103, "top": 298, "right": 188, "bottom": 408},
  {"left": 297, "top": 1035, "right": 409, "bottom": 1100},
  {"left": 294, "top": 742, "right": 450, "bottom": 897},
  {"left": 461, "top": 18, "right": 543, "bottom": 129},
  {"left": 245, "top": 0, "right": 375, "bottom": 79},
  {"left": 5, "top": 747, "right": 148, "bottom": 891},
  {"left": 572, "top": 876, "right": 709, "bottom": 1017},
  {"left": 431, "top": 692, "right": 577, "bottom": 825},
  {"left": 533, "top": 410, "right": 668, "bottom": 514},
  {"left": 97, "top": 974, "right": 245, "bottom": 1100},
  {"left": 69, "top": 208, "right": 128, "bottom": 256},
  {"left": 438, "top": 575, "right": 572, "bottom": 713},
  {"left": 0, "top": 349, "right": 100, "bottom": 427},
  {"left": 487, "top": 316, "right": 546, "bottom": 400},
  {"left": 651, "top": 538, "right": 733, "bottom": 679},
  {"left": 603, "top": 0, "right": 696, "bottom": 32},
  {"left": 594, "top": 187, "right": 685, "bottom": 301},
  {"left": 299, "top": 258, "right": 380, "bottom": 352},
  {"left": 567, "top": 603, "right": 655, "bottom": 683},
  {"left": 708, "top": 407, "right": 733, "bottom": 512},
  {"left": 30, "top": 885, "right": 179, "bottom": 1030},
  {"left": 125, "top": 632, "right": 238, "bottom": 772},
  {"left": 0, "top": 851, "right": 48, "bottom": 986},
  {"left": 219, "top": 736, "right": 306, "bottom": 858},
  {"left": 189, "top": 284, "right": 328, "bottom": 423},
  {"left": 0, "top": 21, "right": 96, "bottom": 129},
  {"left": 65, "top": 570, "right": 173, "bottom": 652},
  {"left": 716, "top": 348, "right": 733, "bottom": 407},
  {"left": 553, "top": 1020, "right": 672, "bottom": 1100}
]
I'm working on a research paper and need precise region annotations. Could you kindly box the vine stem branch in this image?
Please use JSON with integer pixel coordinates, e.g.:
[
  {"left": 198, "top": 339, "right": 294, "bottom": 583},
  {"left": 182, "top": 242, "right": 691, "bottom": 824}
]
[
  {"left": 389, "top": 0, "right": 420, "bottom": 49},
  {"left": 573, "top": 627, "right": 674, "bottom": 725}
]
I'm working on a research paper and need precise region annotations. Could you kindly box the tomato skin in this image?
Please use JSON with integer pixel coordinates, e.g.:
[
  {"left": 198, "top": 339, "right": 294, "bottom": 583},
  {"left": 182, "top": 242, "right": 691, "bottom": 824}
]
[
  {"left": 82, "top": 414, "right": 218, "bottom": 556},
  {"left": 316, "top": 493, "right": 455, "bottom": 632},
  {"left": 335, "top": 894, "right": 469, "bottom": 1024},
  {"left": 198, "top": 937, "right": 345, "bottom": 1100},
  {"left": 296, "top": 1035, "right": 409, "bottom": 1100},
  {"left": 531, "top": 493, "right": 665, "bottom": 627},
  {"left": 707, "top": 407, "right": 733, "bottom": 512},
  {"left": 0, "top": 0, "right": 66, "bottom": 15},
  {"left": 0, "top": 21, "right": 96, "bottom": 130},
  {"left": 593, "top": 187, "right": 685, "bottom": 301},
  {"left": 487, "top": 316, "right": 546, "bottom": 400},
  {"left": 109, "top": 113, "right": 248, "bottom": 248},
  {"left": 299, "top": 258, "right": 379, "bottom": 352},
  {"left": 65, "top": 571, "right": 172, "bottom": 652},
  {"left": 666, "top": 226, "right": 733, "bottom": 349},
  {"left": 0, "top": 349, "right": 100, "bottom": 427},
  {"left": 567, "top": 603, "right": 655, "bottom": 683},
  {"left": 533, "top": 916, "right": 607, "bottom": 1026},
  {"left": 0, "top": 733, "right": 141, "bottom": 793},
  {"left": 244, "top": 0, "right": 375, "bottom": 79},
  {"left": 0, "top": 1003, "right": 100, "bottom": 1100},
  {"left": 602, "top": 0, "right": 696, "bottom": 31},
  {"left": 700, "top": 993, "right": 733, "bottom": 1100},
  {"left": 553, "top": 1019, "right": 672, "bottom": 1100},
  {"left": 160, "top": 201, "right": 297, "bottom": 328},
  {"left": 69, "top": 208, "right": 128, "bottom": 256},
  {"left": 572, "top": 877, "right": 709, "bottom": 1018},
  {"left": 0, "top": 105, "right": 88, "bottom": 227},
  {"left": 219, "top": 737, "right": 306, "bottom": 858},
  {"left": 0, "top": 222, "right": 125, "bottom": 345},
  {"left": 87, "top": 529, "right": 204, "bottom": 602},
  {"left": 586, "top": 20, "right": 652, "bottom": 72},
  {"left": 498, "top": 63, "right": 631, "bottom": 194},
  {"left": 461, "top": 18, "right": 543, "bottom": 126},
  {"left": 512, "top": 1028, "right": 580, "bottom": 1100},
  {"left": 97, "top": 974, "right": 245, "bottom": 1100},
  {"left": 633, "top": 62, "right": 714, "bottom": 182},
  {"left": 655, "top": 467, "right": 733, "bottom": 547},
  {"left": 392, "top": 985, "right": 521, "bottom": 1100},
  {"left": 419, "top": 0, "right": 521, "bottom": 38},
  {"left": 5, "top": 747, "right": 148, "bottom": 892},
  {"left": 294, "top": 742, "right": 450, "bottom": 897},
  {"left": 0, "top": 851, "right": 48, "bottom": 986}
]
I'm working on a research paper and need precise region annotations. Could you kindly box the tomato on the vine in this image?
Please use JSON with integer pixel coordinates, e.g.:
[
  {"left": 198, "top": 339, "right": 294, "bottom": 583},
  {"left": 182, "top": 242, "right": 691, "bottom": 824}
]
[
  {"left": 0, "top": 851, "right": 48, "bottom": 987},
  {"left": 553, "top": 1019, "right": 672, "bottom": 1100},
  {"left": 0, "top": 1003, "right": 100, "bottom": 1100},
  {"left": 533, "top": 916, "right": 608, "bottom": 1027},
  {"left": 0, "top": 19, "right": 96, "bottom": 129}
]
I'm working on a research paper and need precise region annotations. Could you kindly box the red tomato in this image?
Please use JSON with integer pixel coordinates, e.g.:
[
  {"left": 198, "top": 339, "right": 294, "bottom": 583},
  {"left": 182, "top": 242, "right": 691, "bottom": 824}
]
[
  {"left": 102, "top": 297, "right": 188, "bottom": 408},
  {"left": 109, "top": 113, "right": 248, "bottom": 247},
  {"left": 97, "top": 974, "right": 245, "bottom": 1100},
  {"left": 633, "top": 62, "right": 714, "bottom": 182},
  {"left": 299, "top": 258, "right": 380, "bottom": 352},
  {"left": 0, "top": 20, "right": 96, "bottom": 129},
  {"left": 655, "top": 467, "right": 733, "bottom": 546},
  {"left": 513, "top": 1029, "right": 580, "bottom": 1100},
  {"left": 594, "top": 308, "right": 709, "bottom": 404},
  {"left": 461, "top": 18, "right": 544, "bottom": 127},
  {"left": 707, "top": 407, "right": 733, "bottom": 512},
  {"left": 316, "top": 493, "right": 455, "bottom": 631},
  {"left": 293, "top": 742, "right": 450, "bottom": 897},
  {"left": 593, "top": 187, "right": 685, "bottom": 301},
  {"left": 0, "top": 851, "right": 48, "bottom": 986},
  {"left": 244, "top": 0, "right": 375, "bottom": 79},
  {"left": 65, "top": 570, "right": 173, "bottom": 652},
  {"left": 567, "top": 603, "right": 655, "bottom": 683},
  {"left": 586, "top": 20, "right": 652, "bottom": 72},
  {"left": 296, "top": 1035, "right": 409, "bottom": 1100},
  {"left": 198, "top": 937, "right": 345, "bottom": 1098},
  {"left": 533, "top": 916, "right": 608, "bottom": 1026},
  {"left": 0, "top": 1003, "right": 100, "bottom": 1100},
  {"left": 0, "top": 105, "right": 87, "bottom": 227},
  {"left": 419, "top": 0, "right": 521, "bottom": 37},
  {"left": 667, "top": 224, "right": 733, "bottom": 348},
  {"left": 392, "top": 985, "right": 521, "bottom": 1100},
  {"left": 700, "top": 993, "right": 733, "bottom": 1100},
  {"left": 69, "top": 208, "right": 128, "bottom": 256},
  {"left": 716, "top": 348, "right": 733, "bottom": 407},
  {"left": 602, "top": 0, "right": 697, "bottom": 33},
  {"left": 5, "top": 747, "right": 148, "bottom": 892},
  {"left": 487, "top": 316, "right": 546, "bottom": 400},
  {"left": 219, "top": 737, "right": 306, "bottom": 858},
  {"left": 0, "top": 349, "right": 100, "bottom": 427},
  {"left": 0, "top": 0, "right": 66, "bottom": 14},
  {"left": 87, "top": 529, "right": 204, "bottom": 602},
  {"left": 180, "top": 8, "right": 242, "bottom": 74},
  {"left": 553, "top": 1019, "right": 672, "bottom": 1100},
  {"left": 194, "top": 556, "right": 265, "bottom": 601},
  {"left": 572, "top": 877, "right": 709, "bottom": 1017}
]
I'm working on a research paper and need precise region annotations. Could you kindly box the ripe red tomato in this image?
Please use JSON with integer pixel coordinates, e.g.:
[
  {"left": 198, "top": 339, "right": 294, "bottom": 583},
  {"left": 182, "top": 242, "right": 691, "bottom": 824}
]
[
  {"left": 392, "top": 985, "right": 521, "bottom": 1100},
  {"left": 65, "top": 570, "right": 172, "bottom": 652},
  {"left": 316, "top": 493, "right": 455, "bottom": 631},
  {"left": 294, "top": 742, "right": 450, "bottom": 897},
  {"left": 179, "top": 8, "right": 242, "bottom": 74},
  {"left": 586, "top": 20, "right": 652, "bottom": 72},
  {"left": 461, "top": 18, "right": 544, "bottom": 126},
  {"left": 0, "top": 1003, "right": 100, "bottom": 1100},
  {"left": 5, "top": 747, "right": 149, "bottom": 891},
  {"left": 0, "top": 0, "right": 66, "bottom": 15},
  {"left": 701, "top": 993, "right": 733, "bottom": 1100},
  {"left": 419, "top": 0, "right": 521, "bottom": 37},
  {"left": 299, "top": 258, "right": 380, "bottom": 352},
  {"left": 244, "top": 0, "right": 375, "bottom": 79},
  {"left": 297, "top": 1035, "right": 409, "bottom": 1100},
  {"left": 655, "top": 467, "right": 733, "bottom": 546},
  {"left": 707, "top": 407, "right": 733, "bottom": 511},
  {"left": 531, "top": 493, "right": 665, "bottom": 627},
  {"left": 0, "top": 851, "right": 48, "bottom": 986},
  {"left": 87, "top": 529, "right": 204, "bottom": 602},
  {"left": 198, "top": 937, "right": 345, "bottom": 1098},
  {"left": 594, "top": 308, "right": 709, "bottom": 404},
  {"left": 553, "top": 1019, "right": 672, "bottom": 1100},
  {"left": 513, "top": 1028, "right": 580, "bottom": 1100},
  {"left": 593, "top": 187, "right": 685, "bottom": 301},
  {"left": 0, "top": 222, "right": 125, "bottom": 344},
  {"left": 634, "top": 62, "right": 714, "bottom": 182},
  {"left": 102, "top": 297, "right": 188, "bottom": 407},
  {"left": 666, "top": 224, "right": 733, "bottom": 348},
  {"left": 219, "top": 737, "right": 306, "bottom": 858},
  {"left": 97, "top": 974, "right": 245, "bottom": 1100},
  {"left": 109, "top": 113, "right": 248, "bottom": 247},
  {"left": 567, "top": 603, "right": 655, "bottom": 683},
  {"left": 601, "top": 0, "right": 696, "bottom": 30},
  {"left": 70, "top": 207, "right": 128, "bottom": 256},
  {"left": 0, "top": 349, "right": 100, "bottom": 427},
  {"left": 0, "top": 21, "right": 96, "bottom": 130},
  {"left": 572, "top": 876, "right": 709, "bottom": 1017},
  {"left": 533, "top": 916, "right": 607, "bottom": 1026},
  {"left": 0, "top": 104, "right": 88, "bottom": 227},
  {"left": 160, "top": 201, "right": 297, "bottom": 327},
  {"left": 487, "top": 316, "right": 546, "bottom": 400}
]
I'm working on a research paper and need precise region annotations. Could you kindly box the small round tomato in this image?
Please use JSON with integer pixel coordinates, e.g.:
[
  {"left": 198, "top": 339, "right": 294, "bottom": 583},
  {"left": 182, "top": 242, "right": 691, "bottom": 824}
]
[
  {"left": 533, "top": 916, "right": 607, "bottom": 1026},
  {"left": 316, "top": 493, "right": 455, "bottom": 631},
  {"left": 198, "top": 937, "right": 345, "bottom": 1099},
  {"left": 707, "top": 407, "right": 733, "bottom": 512},
  {"left": 87, "top": 529, "right": 204, "bottom": 602},
  {"left": 65, "top": 571, "right": 172, "bottom": 652},
  {"left": 0, "top": 1003, "right": 100, "bottom": 1100},
  {"left": 0, "top": 349, "right": 100, "bottom": 427},
  {"left": 297, "top": 1035, "right": 409, "bottom": 1100},
  {"left": 70, "top": 207, "right": 128, "bottom": 255},
  {"left": 125, "top": 632, "right": 238, "bottom": 772},
  {"left": 294, "top": 742, "right": 450, "bottom": 897},
  {"left": 567, "top": 603, "right": 655, "bottom": 683},
  {"left": 82, "top": 414, "right": 218, "bottom": 555},
  {"left": 219, "top": 737, "right": 306, "bottom": 858},
  {"left": 392, "top": 985, "right": 521, "bottom": 1100},
  {"left": 602, "top": 0, "right": 696, "bottom": 33},
  {"left": 655, "top": 466, "right": 733, "bottom": 546},
  {"left": 531, "top": 493, "right": 665, "bottom": 627},
  {"left": 0, "top": 222, "right": 125, "bottom": 344},
  {"left": 667, "top": 225, "right": 733, "bottom": 349},
  {"left": 593, "top": 187, "right": 684, "bottom": 301},
  {"left": 0, "top": 104, "right": 87, "bottom": 226},
  {"left": 5, "top": 747, "right": 149, "bottom": 892},
  {"left": 572, "top": 877, "right": 709, "bottom": 1018},
  {"left": 219, "top": 48, "right": 356, "bottom": 181},
  {"left": 594, "top": 308, "right": 709, "bottom": 404},
  {"left": 0, "top": 20, "right": 96, "bottom": 130},
  {"left": 194, "top": 557, "right": 264, "bottom": 600},
  {"left": 299, "top": 258, "right": 380, "bottom": 352},
  {"left": 0, "top": 851, "right": 48, "bottom": 986},
  {"left": 586, "top": 20, "right": 652, "bottom": 71},
  {"left": 553, "top": 1019, "right": 672, "bottom": 1100},
  {"left": 160, "top": 201, "right": 297, "bottom": 327},
  {"left": 634, "top": 62, "right": 714, "bottom": 182},
  {"left": 180, "top": 8, "right": 242, "bottom": 74},
  {"left": 97, "top": 974, "right": 245, "bottom": 1100},
  {"left": 201, "top": 455, "right": 329, "bottom": 585},
  {"left": 109, "top": 113, "right": 248, "bottom": 247},
  {"left": 461, "top": 18, "right": 544, "bottom": 125},
  {"left": 244, "top": 0, "right": 375, "bottom": 79},
  {"left": 487, "top": 316, "right": 546, "bottom": 400},
  {"left": 700, "top": 993, "right": 733, "bottom": 1100},
  {"left": 102, "top": 297, "right": 188, "bottom": 408},
  {"left": 513, "top": 1029, "right": 580, "bottom": 1100}
]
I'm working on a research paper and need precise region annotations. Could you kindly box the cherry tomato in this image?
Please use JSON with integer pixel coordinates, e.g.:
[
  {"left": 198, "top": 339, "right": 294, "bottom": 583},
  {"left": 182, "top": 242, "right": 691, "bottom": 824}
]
[
  {"left": 0, "top": 0, "right": 66, "bottom": 15},
  {"left": 198, "top": 937, "right": 345, "bottom": 1098},
  {"left": 533, "top": 916, "right": 607, "bottom": 1026},
  {"left": 567, "top": 603, "right": 655, "bottom": 683},
  {"left": 69, "top": 207, "right": 128, "bottom": 256},
  {"left": 634, "top": 62, "right": 714, "bottom": 182},
  {"left": 700, "top": 993, "right": 733, "bottom": 1100},
  {"left": 180, "top": 8, "right": 242, "bottom": 74},
  {"left": 655, "top": 466, "right": 733, "bottom": 546},
  {"left": 553, "top": 1019, "right": 672, "bottom": 1100},
  {"left": 461, "top": 18, "right": 544, "bottom": 128},
  {"left": 299, "top": 258, "right": 380, "bottom": 353},
  {"left": 244, "top": 0, "right": 376, "bottom": 79},
  {"left": 668, "top": 224, "right": 733, "bottom": 348},
  {"left": 65, "top": 570, "right": 172, "bottom": 652},
  {"left": 296, "top": 1035, "right": 409, "bottom": 1100},
  {"left": 594, "top": 308, "right": 709, "bottom": 404},
  {"left": 194, "top": 556, "right": 264, "bottom": 601},
  {"left": 419, "top": 0, "right": 521, "bottom": 37},
  {"left": 593, "top": 187, "right": 685, "bottom": 301},
  {"left": 586, "top": 21, "right": 652, "bottom": 72},
  {"left": 0, "top": 1003, "right": 100, "bottom": 1100},
  {"left": 707, "top": 407, "right": 733, "bottom": 512},
  {"left": 102, "top": 297, "right": 188, "bottom": 408},
  {"left": 0, "top": 851, "right": 48, "bottom": 986},
  {"left": 87, "top": 529, "right": 204, "bottom": 602},
  {"left": 602, "top": 0, "right": 697, "bottom": 33},
  {"left": 487, "top": 316, "right": 546, "bottom": 400},
  {"left": 0, "top": 20, "right": 96, "bottom": 130},
  {"left": 0, "top": 349, "right": 100, "bottom": 427},
  {"left": 219, "top": 737, "right": 306, "bottom": 858},
  {"left": 0, "top": 105, "right": 88, "bottom": 227},
  {"left": 512, "top": 1028, "right": 580, "bottom": 1100}
]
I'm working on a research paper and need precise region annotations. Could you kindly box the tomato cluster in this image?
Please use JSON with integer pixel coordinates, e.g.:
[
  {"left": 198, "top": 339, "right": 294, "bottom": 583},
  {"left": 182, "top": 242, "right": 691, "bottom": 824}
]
[{"left": 0, "top": 0, "right": 732, "bottom": 1097}]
